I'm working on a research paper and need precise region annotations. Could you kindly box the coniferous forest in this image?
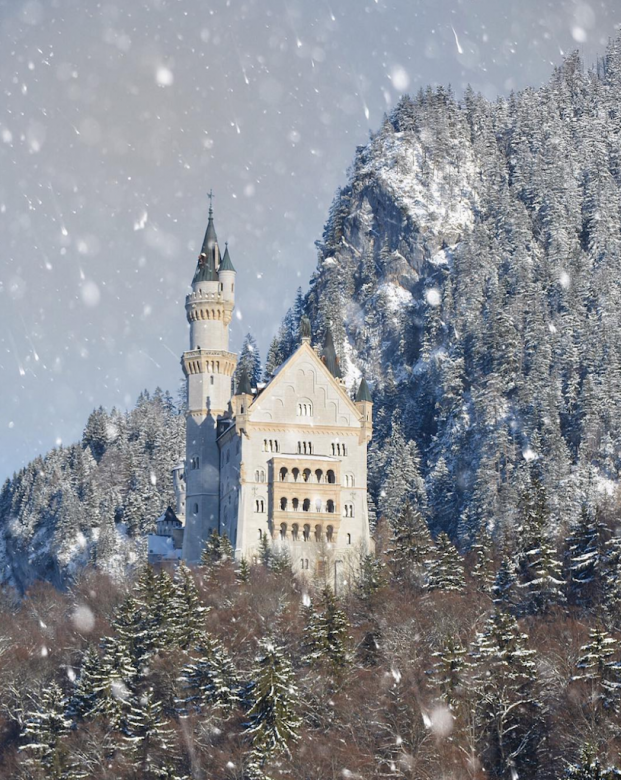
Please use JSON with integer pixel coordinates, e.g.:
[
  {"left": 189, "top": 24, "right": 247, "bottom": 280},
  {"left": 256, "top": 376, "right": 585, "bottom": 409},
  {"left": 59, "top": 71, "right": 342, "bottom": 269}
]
[{"left": 3, "top": 521, "right": 621, "bottom": 779}]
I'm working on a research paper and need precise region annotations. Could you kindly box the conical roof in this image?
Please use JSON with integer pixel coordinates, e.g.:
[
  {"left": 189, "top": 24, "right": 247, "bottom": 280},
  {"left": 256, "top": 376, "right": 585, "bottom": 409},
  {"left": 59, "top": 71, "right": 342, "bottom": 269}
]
[
  {"left": 219, "top": 242, "right": 236, "bottom": 272},
  {"left": 237, "top": 368, "right": 252, "bottom": 395},
  {"left": 322, "top": 328, "right": 342, "bottom": 379},
  {"left": 192, "top": 204, "right": 219, "bottom": 283},
  {"left": 355, "top": 377, "right": 373, "bottom": 402}
]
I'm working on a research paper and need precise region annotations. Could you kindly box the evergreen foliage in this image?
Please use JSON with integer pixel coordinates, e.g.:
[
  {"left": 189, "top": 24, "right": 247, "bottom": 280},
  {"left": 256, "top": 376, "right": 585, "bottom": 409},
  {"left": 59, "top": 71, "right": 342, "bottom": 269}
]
[
  {"left": 303, "top": 587, "right": 351, "bottom": 675},
  {"left": 178, "top": 632, "right": 240, "bottom": 712},
  {"left": 426, "top": 532, "right": 466, "bottom": 592},
  {"left": 387, "top": 502, "right": 434, "bottom": 587}
]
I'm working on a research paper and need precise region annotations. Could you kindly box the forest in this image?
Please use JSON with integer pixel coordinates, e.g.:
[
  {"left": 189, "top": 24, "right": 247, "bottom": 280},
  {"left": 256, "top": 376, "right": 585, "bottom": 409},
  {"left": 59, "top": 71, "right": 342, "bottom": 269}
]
[{"left": 2, "top": 494, "right": 621, "bottom": 779}]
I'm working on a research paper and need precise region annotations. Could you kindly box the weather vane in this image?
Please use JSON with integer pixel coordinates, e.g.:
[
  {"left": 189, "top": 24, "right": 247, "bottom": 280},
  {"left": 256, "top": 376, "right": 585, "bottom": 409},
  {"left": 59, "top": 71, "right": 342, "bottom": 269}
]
[{"left": 208, "top": 188, "right": 214, "bottom": 215}]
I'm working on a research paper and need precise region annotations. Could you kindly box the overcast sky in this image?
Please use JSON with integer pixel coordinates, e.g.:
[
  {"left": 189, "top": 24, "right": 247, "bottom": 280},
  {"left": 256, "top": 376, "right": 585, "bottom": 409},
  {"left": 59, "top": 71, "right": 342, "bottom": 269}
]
[{"left": 0, "top": 0, "right": 618, "bottom": 481}]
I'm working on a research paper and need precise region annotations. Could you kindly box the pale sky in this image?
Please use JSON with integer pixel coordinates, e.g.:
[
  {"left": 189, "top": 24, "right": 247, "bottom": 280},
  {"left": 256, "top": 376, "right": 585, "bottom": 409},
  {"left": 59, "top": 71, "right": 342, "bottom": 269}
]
[{"left": 0, "top": 0, "right": 618, "bottom": 480}]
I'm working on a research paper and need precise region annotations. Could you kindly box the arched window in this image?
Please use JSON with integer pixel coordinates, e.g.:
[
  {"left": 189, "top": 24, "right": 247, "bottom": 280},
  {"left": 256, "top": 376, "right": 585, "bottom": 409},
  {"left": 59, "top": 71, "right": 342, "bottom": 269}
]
[
  {"left": 344, "top": 503, "right": 354, "bottom": 518},
  {"left": 347, "top": 533, "right": 352, "bottom": 545},
  {"left": 307, "top": 442, "right": 312, "bottom": 454},
  {"left": 280, "top": 497, "right": 288, "bottom": 511},
  {"left": 326, "top": 525, "right": 334, "bottom": 542},
  {"left": 327, "top": 470, "right": 336, "bottom": 484},
  {"left": 297, "top": 441, "right": 302, "bottom": 454},
  {"left": 193, "top": 503, "right": 199, "bottom": 515},
  {"left": 260, "top": 470, "right": 265, "bottom": 482},
  {"left": 344, "top": 473, "right": 355, "bottom": 487},
  {"left": 303, "top": 524, "right": 310, "bottom": 541},
  {"left": 315, "top": 469, "right": 323, "bottom": 483},
  {"left": 326, "top": 499, "right": 335, "bottom": 514},
  {"left": 292, "top": 468, "right": 300, "bottom": 482},
  {"left": 331, "top": 443, "right": 335, "bottom": 456},
  {"left": 210, "top": 375, "right": 214, "bottom": 385},
  {"left": 297, "top": 400, "right": 313, "bottom": 417},
  {"left": 315, "top": 524, "right": 322, "bottom": 542},
  {"left": 315, "top": 498, "right": 322, "bottom": 513},
  {"left": 342, "top": 444, "right": 347, "bottom": 456},
  {"left": 292, "top": 523, "right": 299, "bottom": 541},
  {"left": 255, "top": 499, "right": 265, "bottom": 513},
  {"left": 300, "top": 558, "right": 309, "bottom": 570},
  {"left": 255, "top": 470, "right": 260, "bottom": 482},
  {"left": 279, "top": 467, "right": 288, "bottom": 482},
  {"left": 303, "top": 468, "right": 311, "bottom": 483},
  {"left": 258, "top": 529, "right": 263, "bottom": 540},
  {"left": 303, "top": 498, "right": 311, "bottom": 512},
  {"left": 292, "top": 498, "right": 299, "bottom": 511},
  {"left": 280, "top": 523, "right": 287, "bottom": 540}
]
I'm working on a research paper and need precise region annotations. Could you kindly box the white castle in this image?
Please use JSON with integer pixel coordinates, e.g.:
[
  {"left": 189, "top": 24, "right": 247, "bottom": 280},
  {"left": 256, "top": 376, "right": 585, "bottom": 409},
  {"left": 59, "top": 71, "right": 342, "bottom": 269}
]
[{"left": 173, "top": 201, "right": 373, "bottom": 581}]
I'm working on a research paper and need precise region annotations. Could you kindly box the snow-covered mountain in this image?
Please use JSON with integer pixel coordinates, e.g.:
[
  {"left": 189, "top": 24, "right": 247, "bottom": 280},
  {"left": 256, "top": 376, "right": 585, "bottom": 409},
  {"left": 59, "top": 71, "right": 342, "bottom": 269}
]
[{"left": 272, "top": 41, "right": 621, "bottom": 543}]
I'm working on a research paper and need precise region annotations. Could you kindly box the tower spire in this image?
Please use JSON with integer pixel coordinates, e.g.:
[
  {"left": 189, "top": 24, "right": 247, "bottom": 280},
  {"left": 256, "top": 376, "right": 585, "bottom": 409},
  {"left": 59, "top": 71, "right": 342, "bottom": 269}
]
[{"left": 193, "top": 191, "right": 219, "bottom": 283}]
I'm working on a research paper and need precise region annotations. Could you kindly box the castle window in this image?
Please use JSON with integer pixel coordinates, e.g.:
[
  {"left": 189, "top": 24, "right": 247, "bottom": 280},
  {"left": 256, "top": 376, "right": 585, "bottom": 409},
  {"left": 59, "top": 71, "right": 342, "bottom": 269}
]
[
  {"left": 344, "top": 473, "right": 355, "bottom": 487},
  {"left": 315, "top": 469, "right": 323, "bottom": 483},
  {"left": 191, "top": 456, "right": 200, "bottom": 470},
  {"left": 315, "top": 498, "right": 322, "bottom": 513},
  {"left": 315, "top": 524, "right": 322, "bottom": 542},
  {"left": 326, "top": 525, "right": 334, "bottom": 543},
  {"left": 327, "top": 470, "right": 336, "bottom": 484},
  {"left": 292, "top": 468, "right": 300, "bottom": 482},
  {"left": 347, "top": 533, "right": 352, "bottom": 545},
  {"left": 280, "top": 497, "right": 288, "bottom": 511},
  {"left": 326, "top": 499, "right": 335, "bottom": 514},
  {"left": 297, "top": 401, "right": 313, "bottom": 417},
  {"left": 344, "top": 503, "right": 354, "bottom": 518},
  {"left": 301, "top": 558, "right": 309, "bottom": 570},
  {"left": 303, "top": 468, "right": 311, "bottom": 483},
  {"left": 255, "top": 499, "right": 265, "bottom": 513},
  {"left": 280, "top": 523, "right": 287, "bottom": 540},
  {"left": 210, "top": 375, "right": 214, "bottom": 385},
  {"left": 279, "top": 467, "right": 288, "bottom": 482},
  {"left": 193, "top": 503, "right": 199, "bottom": 515},
  {"left": 303, "top": 498, "right": 311, "bottom": 512},
  {"left": 258, "top": 530, "right": 263, "bottom": 540},
  {"left": 316, "top": 559, "right": 326, "bottom": 578},
  {"left": 292, "top": 524, "right": 299, "bottom": 541},
  {"left": 260, "top": 470, "right": 265, "bottom": 482},
  {"left": 303, "top": 524, "right": 310, "bottom": 542},
  {"left": 292, "top": 498, "right": 299, "bottom": 511},
  {"left": 255, "top": 470, "right": 260, "bottom": 482}
]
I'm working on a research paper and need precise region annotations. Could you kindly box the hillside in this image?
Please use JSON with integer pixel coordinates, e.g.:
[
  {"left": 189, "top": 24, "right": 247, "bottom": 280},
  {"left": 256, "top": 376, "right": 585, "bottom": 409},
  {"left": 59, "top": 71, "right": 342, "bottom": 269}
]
[
  {"left": 0, "top": 390, "right": 185, "bottom": 592},
  {"left": 270, "top": 39, "right": 621, "bottom": 543}
]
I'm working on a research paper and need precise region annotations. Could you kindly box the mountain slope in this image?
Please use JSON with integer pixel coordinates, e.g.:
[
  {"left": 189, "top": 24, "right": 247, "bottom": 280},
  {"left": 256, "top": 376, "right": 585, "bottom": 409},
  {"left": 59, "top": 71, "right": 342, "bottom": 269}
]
[{"left": 274, "top": 41, "right": 621, "bottom": 542}]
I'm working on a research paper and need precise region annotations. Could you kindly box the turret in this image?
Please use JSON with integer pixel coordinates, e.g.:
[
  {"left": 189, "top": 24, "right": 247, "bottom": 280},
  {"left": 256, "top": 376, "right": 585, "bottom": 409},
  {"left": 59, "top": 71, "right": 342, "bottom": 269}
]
[
  {"left": 232, "top": 367, "right": 253, "bottom": 435},
  {"left": 181, "top": 194, "right": 238, "bottom": 563},
  {"left": 219, "top": 242, "right": 236, "bottom": 304},
  {"left": 355, "top": 377, "right": 373, "bottom": 444}
]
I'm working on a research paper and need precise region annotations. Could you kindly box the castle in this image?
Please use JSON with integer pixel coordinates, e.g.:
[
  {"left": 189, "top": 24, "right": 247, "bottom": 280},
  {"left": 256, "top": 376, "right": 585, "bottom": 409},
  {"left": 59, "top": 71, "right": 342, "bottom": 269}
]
[{"left": 171, "top": 201, "right": 373, "bottom": 581}]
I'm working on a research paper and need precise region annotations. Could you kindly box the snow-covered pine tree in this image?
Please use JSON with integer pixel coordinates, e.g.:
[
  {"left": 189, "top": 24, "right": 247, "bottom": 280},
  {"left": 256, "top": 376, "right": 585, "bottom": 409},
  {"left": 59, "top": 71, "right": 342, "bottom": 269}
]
[
  {"left": 470, "top": 610, "right": 542, "bottom": 780},
  {"left": 170, "top": 562, "right": 207, "bottom": 650},
  {"left": 69, "top": 645, "right": 103, "bottom": 720},
  {"left": 565, "top": 505, "right": 608, "bottom": 605},
  {"left": 20, "top": 681, "right": 82, "bottom": 779},
  {"left": 303, "top": 586, "right": 351, "bottom": 676},
  {"left": 178, "top": 632, "right": 240, "bottom": 713},
  {"left": 377, "top": 414, "right": 427, "bottom": 523},
  {"left": 235, "top": 332, "right": 262, "bottom": 390},
  {"left": 430, "top": 635, "right": 469, "bottom": 710},
  {"left": 426, "top": 533, "right": 466, "bottom": 592},
  {"left": 95, "top": 635, "right": 136, "bottom": 729},
  {"left": 492, "top": 555, "right": 519, "bottom": 611},
  {"left": 237, "top": 557, "right": 251, "bottom": 583},
  {"left": 516, "top": 478, "right": 565, "bottom": 614},
  {"left": 123, "top": 688, "right": 176, "bottom": 777},
  {"left": 356, "top": 553, "right": 387, "bottom": 601},
  {"left": 564, "top": 744, "right": 621, "bottom": 780},
  {"left": 387, "top": 502, "right": 434, "bottom": 587},
  {"left": 470, "top": 525, "right": 495, "bottom": 593},
  {"left": 573, "top": 627, "right": 621, "bottom": 715},
  {"left": 244, "top": 639, "right": 300, "bottom": 768}
]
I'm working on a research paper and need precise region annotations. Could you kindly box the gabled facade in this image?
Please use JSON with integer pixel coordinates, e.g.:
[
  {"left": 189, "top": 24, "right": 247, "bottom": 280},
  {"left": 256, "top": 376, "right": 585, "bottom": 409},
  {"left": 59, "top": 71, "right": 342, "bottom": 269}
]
[{"left": 181, "top": 203, "right": 373, "bottom": 582}]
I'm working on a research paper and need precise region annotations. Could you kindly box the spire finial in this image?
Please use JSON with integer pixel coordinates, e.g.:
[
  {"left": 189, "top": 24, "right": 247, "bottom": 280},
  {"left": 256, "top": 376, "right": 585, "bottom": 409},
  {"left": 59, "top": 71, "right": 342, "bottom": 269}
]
[{"left": 207, "top": 188, "right": 214, "bottom": 217}]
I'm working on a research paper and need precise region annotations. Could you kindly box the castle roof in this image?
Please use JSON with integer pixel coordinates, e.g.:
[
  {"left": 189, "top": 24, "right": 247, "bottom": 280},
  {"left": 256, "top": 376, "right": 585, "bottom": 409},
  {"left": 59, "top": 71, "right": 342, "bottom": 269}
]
[
  {"left": 237, "top": 367, "right": 252, "bottom": 395},
  {"left": 219, "top": 243, "right": 236, "bottom": 272},
  {"left": 355, "top": 377, "right": 373, "bottom": 402},
  {"left": 192, "top": 204, "right": 219, "bottom": 283},
  {"left": 321, "top": 328, "right": 342, "bottom": 379}
]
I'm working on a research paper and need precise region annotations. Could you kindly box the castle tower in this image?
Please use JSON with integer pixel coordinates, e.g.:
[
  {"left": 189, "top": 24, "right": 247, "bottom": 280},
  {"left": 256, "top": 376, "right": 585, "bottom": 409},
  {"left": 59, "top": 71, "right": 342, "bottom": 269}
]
[{"left": 181, "top": 198, "right": 237, "bottom": 562}]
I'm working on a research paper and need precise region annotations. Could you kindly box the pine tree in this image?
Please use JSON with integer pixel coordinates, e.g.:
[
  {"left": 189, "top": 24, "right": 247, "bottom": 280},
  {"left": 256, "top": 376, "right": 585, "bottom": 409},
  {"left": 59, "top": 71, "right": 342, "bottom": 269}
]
[
  {"left": 470, "top": 525, "right": 495, "bottom": 593},
  {"left": 237, "top": 557, "right": 251, "bottom": 583},
  {"left": 430, "top": 636, "right": 469, "bottom": 710},
  {"left": 492, "top": 556, "right": 519, "bottom": 611},
  {"left": 123, "top": 688, "right": 175, "bottom": 778},
  {"left": 566, "top": 505, "right": 608, "bottom": 604},
  {"left": 69, "top": 645, "right": 103, "bottom": 720},
  {"left": 387, "top": 502, "right": 434, "bottom": 587},
  {"left": 470, "top": 610, "right": 542, "bottom": 780},
  {"left": 303, "top": 586, "right": 351, "bottom": 676},
  {"left": 258, "top": 532, "right": 272, "bottom": 568},
  {"left": 564, "top": 744, "right": 621, "bottom": 780},
  {"left": 244, "top": 639, "right": 300, "bottom": 767},
  {"left": 573, "top": 627, "right": 621, "bottom": 715},
  {"left": 178, "top": 632, "right": 240, "bottom": 713},
  {"left": 20, "top": 681, "right": 82, "bottom": 779},
  {"left": 170, "top": 562, "right": 207, "bottom": 650},
  {"left": 356, "top": 553, "right": 387, "bottom": 601},
  {"left": 426, "top": 533, "right": 465, "bottom": 592},
  {"left": 235, "top": 333, "right": 262, "bottom": 390},
  {"left": 95, "top": 636, "right": 136, "bottom": 728}
]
